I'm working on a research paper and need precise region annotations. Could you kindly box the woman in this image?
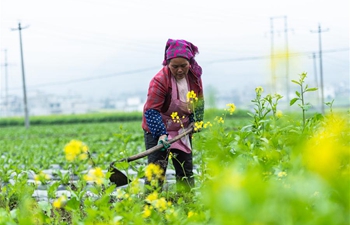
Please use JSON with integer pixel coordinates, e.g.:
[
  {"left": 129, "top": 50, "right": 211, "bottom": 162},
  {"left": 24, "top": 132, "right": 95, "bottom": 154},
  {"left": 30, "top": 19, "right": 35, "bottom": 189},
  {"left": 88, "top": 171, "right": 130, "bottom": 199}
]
[{"left": 142, "top": 39, "right": 204, "bottom": 192}]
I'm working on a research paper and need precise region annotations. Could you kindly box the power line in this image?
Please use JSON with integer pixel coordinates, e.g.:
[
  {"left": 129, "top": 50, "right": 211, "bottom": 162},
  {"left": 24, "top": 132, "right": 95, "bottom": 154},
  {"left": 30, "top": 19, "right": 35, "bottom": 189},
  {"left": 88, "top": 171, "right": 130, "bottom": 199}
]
[
  {"left": 204, "top": 48, "right": 348, "bottom": 64},
  {"left": 6, "top": 48, "right": 348, "bottom": 92},
  {"left": 9, "top": 66, "right": 160, "bottom": 91}
]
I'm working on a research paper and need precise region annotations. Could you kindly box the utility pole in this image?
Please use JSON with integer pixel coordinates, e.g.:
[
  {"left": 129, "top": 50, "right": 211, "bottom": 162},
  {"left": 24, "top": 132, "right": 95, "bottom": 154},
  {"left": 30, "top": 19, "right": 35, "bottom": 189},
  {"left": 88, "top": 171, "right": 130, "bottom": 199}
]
[
  {"left": 11, "top": 23, "right": 30, "bottom": 128},
  {"left": 311, "top": 53, "right": 318, "bottom": 87},
  {"left": 311, "top": 52, "right": 320, "bottom": 108},
  {"left": 311, "top": 23, "right": 329, "bottom": 114}
]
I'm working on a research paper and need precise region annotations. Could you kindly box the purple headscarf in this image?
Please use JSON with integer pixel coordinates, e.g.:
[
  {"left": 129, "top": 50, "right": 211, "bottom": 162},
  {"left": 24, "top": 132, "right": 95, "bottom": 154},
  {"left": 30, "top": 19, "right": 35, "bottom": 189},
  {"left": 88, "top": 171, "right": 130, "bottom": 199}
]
[{"left": 162, "top": 39, "right": 202, "bottom": 77}]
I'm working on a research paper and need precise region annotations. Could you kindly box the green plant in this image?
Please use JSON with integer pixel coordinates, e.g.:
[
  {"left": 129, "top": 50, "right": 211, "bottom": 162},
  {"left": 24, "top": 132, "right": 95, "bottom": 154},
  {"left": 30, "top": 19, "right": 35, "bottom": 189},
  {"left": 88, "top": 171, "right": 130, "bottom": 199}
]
[
  {"left": 290, "top": 72, "right": 318, "bottom": 130},
  {"left": 325, "top": 99, "right": 335, "bottom": 113}
]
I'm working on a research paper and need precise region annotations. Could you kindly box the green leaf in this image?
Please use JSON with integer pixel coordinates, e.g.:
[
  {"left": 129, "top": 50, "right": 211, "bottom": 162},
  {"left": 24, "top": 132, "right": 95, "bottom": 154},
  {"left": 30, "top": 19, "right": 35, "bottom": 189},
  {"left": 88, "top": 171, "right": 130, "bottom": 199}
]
[
  {"left": 247, "top": 112, "right": 254, "bottom": 118},
  {"left": 177, "top": 197, "right": 184, "bottom": 204},
  {"left": 290, "top": 98, "right": 298, "bottom": 106},
  {"left": 47, "top": 182, "right": 61, "bottom": 199},
  {"left": 260, "top": 137, "right": 269, "bottom": 143},
  {"left": 295, "top": 91, "right": 300, "bottom": 97},
  {"left": 241, "top": 125, "right": 253, "bottom": 131},
  {"left": 291, "top": 80, "right": 301, "bottom": 85},
  {"left": 65, "top": 197, "right": 80, "bottom": 211},
  {"left": 306, "top": 87, "right": 318, "bottom": 92},
  {"left": 114, "top": 161, "right": 129, "bottom": 170}
]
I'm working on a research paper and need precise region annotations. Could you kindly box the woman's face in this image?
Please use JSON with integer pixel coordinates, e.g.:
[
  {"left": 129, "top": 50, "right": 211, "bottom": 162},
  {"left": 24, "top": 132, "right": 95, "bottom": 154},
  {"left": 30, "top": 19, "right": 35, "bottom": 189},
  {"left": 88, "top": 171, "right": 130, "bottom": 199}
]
[{"left": 168, "top": 57, "right": 190, "bottom": 81}]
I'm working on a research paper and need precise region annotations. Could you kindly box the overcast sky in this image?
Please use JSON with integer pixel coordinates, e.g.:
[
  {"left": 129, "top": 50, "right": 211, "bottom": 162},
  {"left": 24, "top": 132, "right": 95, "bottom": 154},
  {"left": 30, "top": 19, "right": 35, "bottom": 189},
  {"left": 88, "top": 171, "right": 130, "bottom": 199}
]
[{"left": 0, "top": 0, "right": 349, "bottom": 103}]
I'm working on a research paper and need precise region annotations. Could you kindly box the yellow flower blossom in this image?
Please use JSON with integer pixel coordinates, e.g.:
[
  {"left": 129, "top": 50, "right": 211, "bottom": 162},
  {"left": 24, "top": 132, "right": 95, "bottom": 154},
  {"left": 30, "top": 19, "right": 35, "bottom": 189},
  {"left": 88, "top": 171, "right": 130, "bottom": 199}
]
[
  {"left": 78, "top": 153, "right": 88, "bottom": 160},
  {"left": 34, "top": 171, "right": 50, "bottom": 184},
  {"left": 203, "top": 121, "right": 213, "bottom": 128},
  {"left": 194, "top": 121, "right": 203, "bottom": 131},
  {"left": 84, "top": 167, "right": 105, "bottom": 186},
  {"left": 64, "top": 139, "right": 89, "bottom": 162},
  {"left": 215, "top": 116, "right": 224, "bottom": 124},
  {"left": 146, "top": 192, "right": 158, "bottom": 202},
  {"left": 53, "top": 195, "right": 67, "bottom": 209},
  {"left": 170, "top": 112, "right": 181, "bottom": 123},
  {"left": 186, "top": 90, "right": 198, "bottom": 102},
  {"left": 276, "top": 110, "right": 283, "bottom": 118},
  {"left": 171, "top": 112, "right": 178, "bottom": 120},
  {"left": 277, "top": 171, "right": 287, "bottom": 178},
  {"left": 188, "top": 211, "right": 195, "bottom": 218},
  {"left": 145, "top": 163, "right": 164, "bottom": 182},
  {"left": 143, "top": 205, "right": 152, "bottom": 218},
  {"left": 154, "top": 197, "right": 168, "bottom": 212},
  {"left": 255, "top": 86, "right": 264, "bottom": 95},
  {"left": 225, "top": 103, "right": 236, "bottom": 115},
  {"left": 145, "top": 192, "right": 171, "bottom": 213},
  {"left": 303, "top": 113, "right": 349, "bottom": 180}
]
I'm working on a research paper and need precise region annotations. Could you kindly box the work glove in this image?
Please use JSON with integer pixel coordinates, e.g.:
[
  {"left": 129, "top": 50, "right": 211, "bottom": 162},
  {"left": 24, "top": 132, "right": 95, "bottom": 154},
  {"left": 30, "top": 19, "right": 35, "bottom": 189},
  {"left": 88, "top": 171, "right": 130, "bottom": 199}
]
[{"left": 158, "top": 135, "right": 170, "bottom": 151}]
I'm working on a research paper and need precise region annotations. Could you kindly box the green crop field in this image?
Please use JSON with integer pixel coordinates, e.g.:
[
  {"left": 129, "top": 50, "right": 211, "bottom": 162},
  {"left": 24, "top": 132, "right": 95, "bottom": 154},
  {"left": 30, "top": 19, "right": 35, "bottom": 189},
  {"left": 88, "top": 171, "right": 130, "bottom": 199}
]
[{"left": 0, "top": 75, "right": 349, "bottom": 224}]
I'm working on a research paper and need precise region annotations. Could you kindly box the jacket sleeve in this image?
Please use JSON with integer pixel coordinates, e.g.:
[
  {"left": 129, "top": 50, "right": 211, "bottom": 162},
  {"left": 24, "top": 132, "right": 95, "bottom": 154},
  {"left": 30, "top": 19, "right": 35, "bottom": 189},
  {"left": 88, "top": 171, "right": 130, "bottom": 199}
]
[
  {"left": 143, "top": 69, "right": 169, "bottom": 138},
  {"left": 144, "top": 109, "right": 168, "bottom": 138}
]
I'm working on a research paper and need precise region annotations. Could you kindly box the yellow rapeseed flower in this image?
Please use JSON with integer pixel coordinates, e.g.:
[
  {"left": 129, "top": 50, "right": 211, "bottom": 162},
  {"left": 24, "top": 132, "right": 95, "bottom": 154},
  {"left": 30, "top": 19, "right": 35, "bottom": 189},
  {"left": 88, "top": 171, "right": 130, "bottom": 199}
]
[
  {"left": 145, "top": 192, "right": 171, "bottom": 213},
  {"left": 255, "top": 86, "right": 264, "bottom": 95},
  {"left": 84, "top": 167, "right": 105, "bottom": 186},
  {"left": 171, "top": 111, "right": 181, "bottom": 123},
  {"left": 34, "top": 171, "right": 50, "bottom": 184},
  {"left": 277, "top": 171, "right": 287, "bottom": 178},
  {"left": 171, "top": 112, "right": 178, "bottom": 120},
  {"left": 215, "top": 116, "right": 224, "bottom": 124},
  {"left": 142, "top": 205, "right": 152, "bottom": 218},
  {"left": 78, "top": 153, "right": 88, "bottom": 160},
  {"left": 186, "top": 90, "right": 198, "bottom": 102},
  {"left": 53, "top": 195, "right": 67, "bottom": 209},
  {"left": 64, "top": 139, "right": 89, "bottom": 162},
  {"left": 303, "top": 113, "right": 349, "bottom": 180},
  {"left": 145, "top": 163, "right": 164, "bottom": 181},
  {"left": 154, "top": 197, "right": 168, "bottom": 212},
  {"left": 276, "top": 110, "right": 283, "bottom": 118},
  {"left": 188, "top": 211, "right": 195, "bottom": 218},
  {"left": 203, "top": 121, "right": 213, "bottom": 128},
  {"left": 194, "top": 121, "right": 203, "bottom": 131},
  {"left": 146, "top": 192, "right": 158, "bottom": 202},
  {"left": 225, "top": 103, "right": 236, "bottom": 115}
]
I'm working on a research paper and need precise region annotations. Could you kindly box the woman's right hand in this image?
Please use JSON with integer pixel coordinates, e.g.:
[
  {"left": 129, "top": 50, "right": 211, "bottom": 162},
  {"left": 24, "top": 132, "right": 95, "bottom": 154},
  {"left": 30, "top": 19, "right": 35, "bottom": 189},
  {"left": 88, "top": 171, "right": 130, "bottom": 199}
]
[{"left": 158, "top": 135, "right": 170, "bottom": 151}]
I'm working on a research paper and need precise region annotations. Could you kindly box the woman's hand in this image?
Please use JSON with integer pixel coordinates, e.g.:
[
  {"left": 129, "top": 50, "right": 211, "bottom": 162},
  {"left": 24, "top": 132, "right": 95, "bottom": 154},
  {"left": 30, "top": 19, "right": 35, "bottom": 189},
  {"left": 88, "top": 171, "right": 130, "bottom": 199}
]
[{"left": 158, "top": 135, "right": 170, "bottom": 151}]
